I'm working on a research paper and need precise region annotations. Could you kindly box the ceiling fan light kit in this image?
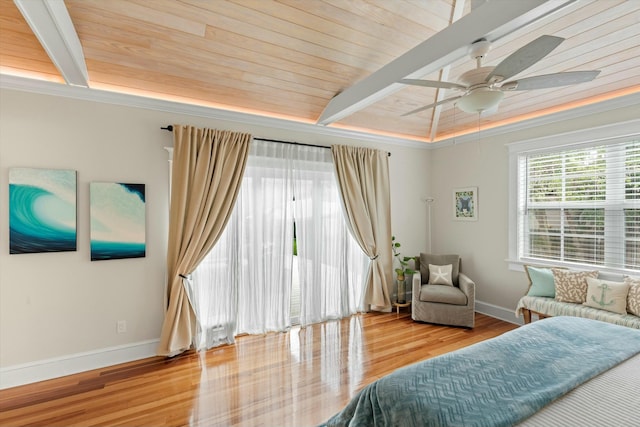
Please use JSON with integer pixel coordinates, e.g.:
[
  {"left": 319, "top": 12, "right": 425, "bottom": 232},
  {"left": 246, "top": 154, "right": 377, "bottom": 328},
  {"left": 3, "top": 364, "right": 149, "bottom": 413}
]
[{"left": 456, "top": 87, "right": 504, "bottom": 113}]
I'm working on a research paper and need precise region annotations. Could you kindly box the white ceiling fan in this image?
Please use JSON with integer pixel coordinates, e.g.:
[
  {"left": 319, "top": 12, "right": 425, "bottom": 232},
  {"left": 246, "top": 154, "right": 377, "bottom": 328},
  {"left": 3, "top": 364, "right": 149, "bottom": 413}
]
[{"left": 401, "top": 35, "right": 600, "bottom": 116}]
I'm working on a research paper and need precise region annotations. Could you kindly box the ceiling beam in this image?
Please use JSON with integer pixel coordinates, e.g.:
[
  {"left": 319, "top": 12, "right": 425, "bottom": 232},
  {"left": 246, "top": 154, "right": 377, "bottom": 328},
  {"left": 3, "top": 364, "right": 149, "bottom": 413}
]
[
  {"left": 14, "top": 0, "right": 89, "bottom": 87},
  {"left": 429, "top": 0, "right": 468, "bottom": 141},
  {"left": 316, "top": 0, "right": 576, "bottom": 126}
]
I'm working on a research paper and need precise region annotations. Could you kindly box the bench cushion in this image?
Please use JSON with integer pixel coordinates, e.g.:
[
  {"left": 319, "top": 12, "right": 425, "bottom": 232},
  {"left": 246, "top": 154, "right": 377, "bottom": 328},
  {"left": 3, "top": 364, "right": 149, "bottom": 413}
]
[{"left": 516, "top": 295, "right": 640, "bottom": 330}]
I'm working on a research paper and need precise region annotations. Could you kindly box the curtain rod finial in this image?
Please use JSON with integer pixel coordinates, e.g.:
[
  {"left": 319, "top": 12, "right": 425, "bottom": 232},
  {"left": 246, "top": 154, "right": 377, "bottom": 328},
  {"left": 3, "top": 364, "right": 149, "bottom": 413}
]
[{"left": 161, "top": 125, "right": 173, "bottom": 131}]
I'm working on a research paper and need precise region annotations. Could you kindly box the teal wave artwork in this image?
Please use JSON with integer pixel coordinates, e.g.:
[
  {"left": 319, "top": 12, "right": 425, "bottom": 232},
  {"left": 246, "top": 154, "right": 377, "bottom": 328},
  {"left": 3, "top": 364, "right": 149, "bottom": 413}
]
[
  {"left": 90, "top": 182, "right": 146, "bottom": 261},
  {"left": 9, "top": 168, "right": 77, "bottom": 254}
]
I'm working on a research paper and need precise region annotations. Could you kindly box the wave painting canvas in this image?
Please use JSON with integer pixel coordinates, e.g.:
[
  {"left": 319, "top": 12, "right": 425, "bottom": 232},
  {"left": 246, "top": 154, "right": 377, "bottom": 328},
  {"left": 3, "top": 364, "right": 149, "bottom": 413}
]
[
  {"left": 9, "top": 168, "right": 77, "bottom": 254},
  {"left": 90, "top": 182, "right": 146, "bottom": 261}
]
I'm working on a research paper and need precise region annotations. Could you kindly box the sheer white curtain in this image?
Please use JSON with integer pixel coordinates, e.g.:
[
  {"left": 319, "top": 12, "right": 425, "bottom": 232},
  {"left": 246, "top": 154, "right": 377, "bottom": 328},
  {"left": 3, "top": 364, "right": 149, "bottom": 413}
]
[
  {"left": 293, "top": 147, "right": 368, "bottom": 325},
  {"left": 236, "top": 142, "right": 295, "bottom": 334},
  {"left": 188, "top": 140, "right": 368, "bottom": 350}
]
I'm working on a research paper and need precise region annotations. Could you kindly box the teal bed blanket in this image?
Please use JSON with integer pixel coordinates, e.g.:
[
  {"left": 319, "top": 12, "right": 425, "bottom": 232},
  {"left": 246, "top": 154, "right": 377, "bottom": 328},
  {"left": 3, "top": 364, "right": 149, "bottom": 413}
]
[{"left": 320, "top": 317, "right": 640, "bottom": 427}]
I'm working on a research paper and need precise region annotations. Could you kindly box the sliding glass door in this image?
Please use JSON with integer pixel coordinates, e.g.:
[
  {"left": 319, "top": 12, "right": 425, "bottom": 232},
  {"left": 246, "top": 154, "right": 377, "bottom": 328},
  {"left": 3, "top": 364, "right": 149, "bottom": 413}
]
[{"left": 187, "top": 140, "right": 368, "bottom": 350}]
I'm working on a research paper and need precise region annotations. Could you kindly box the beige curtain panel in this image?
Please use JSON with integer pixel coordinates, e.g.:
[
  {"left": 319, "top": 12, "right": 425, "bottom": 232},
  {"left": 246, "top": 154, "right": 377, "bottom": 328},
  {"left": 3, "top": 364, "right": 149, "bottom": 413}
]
[
  {"left": 331, "top": 145, "right": 393, "bottom": 310},
  {"left": 157, "top": 125, "right": 252, "bottom": 356}
]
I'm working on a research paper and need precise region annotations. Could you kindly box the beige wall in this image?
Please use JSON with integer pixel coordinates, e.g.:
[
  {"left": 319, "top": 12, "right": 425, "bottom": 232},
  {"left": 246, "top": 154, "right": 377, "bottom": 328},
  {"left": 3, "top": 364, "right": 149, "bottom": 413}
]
[
  {"left": 3, "top": 86, "right": 638, "bottom": 381},
  {"left": 0, "top": 88, "right": 431, "bottom": 370},
  {"left": 429, "top": 103, "right": 640, "bottom": 314},
  {"left": 0, "top": 90, "right": 169, "bottom": 368}
]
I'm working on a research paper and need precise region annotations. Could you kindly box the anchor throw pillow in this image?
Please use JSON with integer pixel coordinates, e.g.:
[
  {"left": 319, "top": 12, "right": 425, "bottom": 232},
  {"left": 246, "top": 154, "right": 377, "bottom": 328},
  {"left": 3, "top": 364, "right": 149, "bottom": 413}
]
[{"left": 583, "top": 277, "right": 630, "bottom": 315}]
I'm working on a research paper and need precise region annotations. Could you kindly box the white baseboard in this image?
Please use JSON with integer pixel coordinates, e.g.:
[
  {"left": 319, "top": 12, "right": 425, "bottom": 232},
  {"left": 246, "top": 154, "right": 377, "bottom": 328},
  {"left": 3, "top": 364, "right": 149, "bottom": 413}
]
[
  {"left": 0, "top": 304, "right": 519, "bottom": 390},
  {"left": 475, "top": 300, "right": 523, "bottom": 326},
  {"left": 0, "top": 339, "right": 159, "bottom": 389}
]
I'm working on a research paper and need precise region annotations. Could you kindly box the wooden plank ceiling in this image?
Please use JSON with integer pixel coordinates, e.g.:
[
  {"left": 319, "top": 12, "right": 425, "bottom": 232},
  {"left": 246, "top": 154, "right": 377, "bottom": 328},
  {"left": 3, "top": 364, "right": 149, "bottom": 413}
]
[{"left": 1, "top": 0, "right": 639, "bottom": 143}]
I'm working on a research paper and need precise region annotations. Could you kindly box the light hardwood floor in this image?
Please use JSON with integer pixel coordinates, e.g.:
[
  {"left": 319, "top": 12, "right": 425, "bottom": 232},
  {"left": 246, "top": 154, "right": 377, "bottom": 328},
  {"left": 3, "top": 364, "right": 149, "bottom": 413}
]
[{"left": 0, "top": 312, "right": 518, "bottom": 427}]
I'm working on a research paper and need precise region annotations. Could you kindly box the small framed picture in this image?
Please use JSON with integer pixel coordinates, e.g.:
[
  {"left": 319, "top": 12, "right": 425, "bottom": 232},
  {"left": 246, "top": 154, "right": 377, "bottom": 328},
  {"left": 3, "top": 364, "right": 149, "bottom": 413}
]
[{"left": 453, "top": 187, "right": 478, "bottom": 221}]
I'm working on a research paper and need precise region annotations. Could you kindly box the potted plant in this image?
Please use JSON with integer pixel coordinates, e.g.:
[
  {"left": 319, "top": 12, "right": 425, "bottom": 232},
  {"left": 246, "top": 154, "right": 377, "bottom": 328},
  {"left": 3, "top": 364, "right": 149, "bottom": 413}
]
[{"left": 392, "top": 236, "right": 416, "bottom": 303}]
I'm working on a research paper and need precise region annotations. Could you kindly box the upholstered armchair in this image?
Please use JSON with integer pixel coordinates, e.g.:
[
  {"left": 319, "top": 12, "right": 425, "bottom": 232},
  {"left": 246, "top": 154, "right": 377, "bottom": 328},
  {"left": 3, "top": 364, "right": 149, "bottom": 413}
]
[{"left": 411, "top": 253, "right": 475, "bottom": 328}]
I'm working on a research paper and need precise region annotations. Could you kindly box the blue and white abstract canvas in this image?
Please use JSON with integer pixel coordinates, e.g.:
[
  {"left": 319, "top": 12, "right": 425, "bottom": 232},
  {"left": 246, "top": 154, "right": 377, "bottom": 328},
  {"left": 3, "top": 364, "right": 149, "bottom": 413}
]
[
  {"left": 90, "top": 182, "right": 146, "bottom": 261},
  {"left": 9, "top": 168, "right": 77, "bottom": 254}
]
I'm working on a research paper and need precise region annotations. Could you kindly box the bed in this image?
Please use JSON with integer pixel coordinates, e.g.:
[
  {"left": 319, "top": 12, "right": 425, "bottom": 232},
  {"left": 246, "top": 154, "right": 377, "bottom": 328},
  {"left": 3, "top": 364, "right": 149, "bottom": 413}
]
[{"left": 319, "top": 316, "right": 640, "bottom": 427}]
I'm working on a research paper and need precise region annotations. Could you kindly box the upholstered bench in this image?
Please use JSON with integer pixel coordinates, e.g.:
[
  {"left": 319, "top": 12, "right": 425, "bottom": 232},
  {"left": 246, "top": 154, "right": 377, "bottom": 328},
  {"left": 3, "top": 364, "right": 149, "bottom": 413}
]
[
  {"left": 516, "top": 296, "right": 640, "bottom": 329},
  {"left": 515, "top": 266, "right": 640, "bottom": 330}
]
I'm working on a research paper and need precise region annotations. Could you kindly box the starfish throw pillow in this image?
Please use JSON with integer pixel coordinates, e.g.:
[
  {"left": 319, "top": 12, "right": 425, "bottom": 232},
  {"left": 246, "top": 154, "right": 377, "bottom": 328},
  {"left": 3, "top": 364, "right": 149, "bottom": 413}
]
[{"left": 428, "top": 264, "right": 453, "bottom": 286}]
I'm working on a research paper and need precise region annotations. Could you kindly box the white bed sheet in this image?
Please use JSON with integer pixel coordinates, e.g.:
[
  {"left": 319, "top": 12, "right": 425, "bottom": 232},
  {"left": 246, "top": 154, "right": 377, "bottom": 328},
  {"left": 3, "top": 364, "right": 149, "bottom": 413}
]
[{"left": 517, "top": 353, "right": 640, "bottom": 426}]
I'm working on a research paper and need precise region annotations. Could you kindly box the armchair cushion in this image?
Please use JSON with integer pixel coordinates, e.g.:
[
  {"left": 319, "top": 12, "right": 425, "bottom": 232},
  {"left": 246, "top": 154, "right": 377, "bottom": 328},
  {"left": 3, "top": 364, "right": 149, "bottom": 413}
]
[
  {"left": 419, "top": 253, "right": 460, "bottom": 286},
  {"left": 419, "top": 284, "right": 468, "bottom": 305}
]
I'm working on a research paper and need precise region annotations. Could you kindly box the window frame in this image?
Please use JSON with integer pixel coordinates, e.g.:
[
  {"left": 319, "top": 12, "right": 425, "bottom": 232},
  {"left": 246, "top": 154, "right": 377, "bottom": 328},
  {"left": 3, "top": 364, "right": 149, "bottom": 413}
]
[{"left": 507, "top": 118, "right": 640, "bottom": 274}]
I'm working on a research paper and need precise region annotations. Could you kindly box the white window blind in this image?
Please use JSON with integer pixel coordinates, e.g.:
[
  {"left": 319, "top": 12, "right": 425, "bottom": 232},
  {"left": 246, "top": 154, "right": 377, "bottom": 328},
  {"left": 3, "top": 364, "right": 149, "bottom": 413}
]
[{"left": 517, "top": 140, "right": 640, "bottom": 271}]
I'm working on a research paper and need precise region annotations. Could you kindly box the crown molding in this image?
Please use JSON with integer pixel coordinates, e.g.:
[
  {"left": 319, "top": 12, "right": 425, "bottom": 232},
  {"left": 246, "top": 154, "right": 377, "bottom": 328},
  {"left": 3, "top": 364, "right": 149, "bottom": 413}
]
[
  {"left": 506, "top": 117, "right": 640, "bottom": 153},
  {"left": 3, "top": 74, "right": 638, "bottom": 152},
  {"left": 0, "top": 74, "right": 429, "bottom": 150},
  {"left": 430, "top": 91, "right": 640, "bottom": 148}
]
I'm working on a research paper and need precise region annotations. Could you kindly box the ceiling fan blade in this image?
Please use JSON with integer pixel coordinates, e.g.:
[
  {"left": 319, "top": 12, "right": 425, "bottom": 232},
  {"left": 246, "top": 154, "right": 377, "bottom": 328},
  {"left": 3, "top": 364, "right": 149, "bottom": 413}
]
[
  {"left": 401, "top": 96, "right": 462, "bottom": 116},
  {"left": 486, "top": 35, "right": 564, "bottom": 83},
  {"left": 503, "top": 70, "right": 601, "bottom": 91},
  {"left": 400, "top": 79, "right": 467, "bottom": 91}
]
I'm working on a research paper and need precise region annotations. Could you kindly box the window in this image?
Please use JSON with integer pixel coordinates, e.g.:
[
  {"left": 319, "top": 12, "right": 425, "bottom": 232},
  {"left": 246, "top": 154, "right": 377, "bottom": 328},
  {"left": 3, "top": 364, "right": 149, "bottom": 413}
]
[{"left": 509, "top": 121, "right": 640, "bottom": 273}]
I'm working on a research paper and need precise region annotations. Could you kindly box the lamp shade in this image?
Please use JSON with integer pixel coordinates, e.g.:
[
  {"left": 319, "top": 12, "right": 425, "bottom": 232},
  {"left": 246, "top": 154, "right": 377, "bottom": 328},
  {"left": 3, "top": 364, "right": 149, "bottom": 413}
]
[{"left": 456, "top": 88, "right": 504, "bottom": 113}]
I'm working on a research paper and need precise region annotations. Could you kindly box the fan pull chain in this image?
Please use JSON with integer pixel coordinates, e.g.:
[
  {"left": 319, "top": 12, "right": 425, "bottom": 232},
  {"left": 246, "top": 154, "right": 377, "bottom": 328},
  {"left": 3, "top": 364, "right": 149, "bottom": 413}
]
[
  {"left": 476, "top": 112, "right": 482, "bottom": 156},
  {"left": 453, "top": 103, "right": 457, "bottom": 144}
]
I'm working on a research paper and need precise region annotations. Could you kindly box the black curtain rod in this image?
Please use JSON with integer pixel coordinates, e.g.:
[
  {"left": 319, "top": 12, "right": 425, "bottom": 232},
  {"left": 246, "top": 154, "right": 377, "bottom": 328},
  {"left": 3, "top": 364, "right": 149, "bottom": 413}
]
[{"left": 161, "top": 125, "right": 390, "bottom": 156}]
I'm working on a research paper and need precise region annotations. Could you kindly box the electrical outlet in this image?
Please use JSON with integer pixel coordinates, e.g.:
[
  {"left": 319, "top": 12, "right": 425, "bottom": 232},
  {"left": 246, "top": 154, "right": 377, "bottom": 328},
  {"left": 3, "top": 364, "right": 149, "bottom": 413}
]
[{"left": 116, "top": 320, "right": 127, "bottom": 334}]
